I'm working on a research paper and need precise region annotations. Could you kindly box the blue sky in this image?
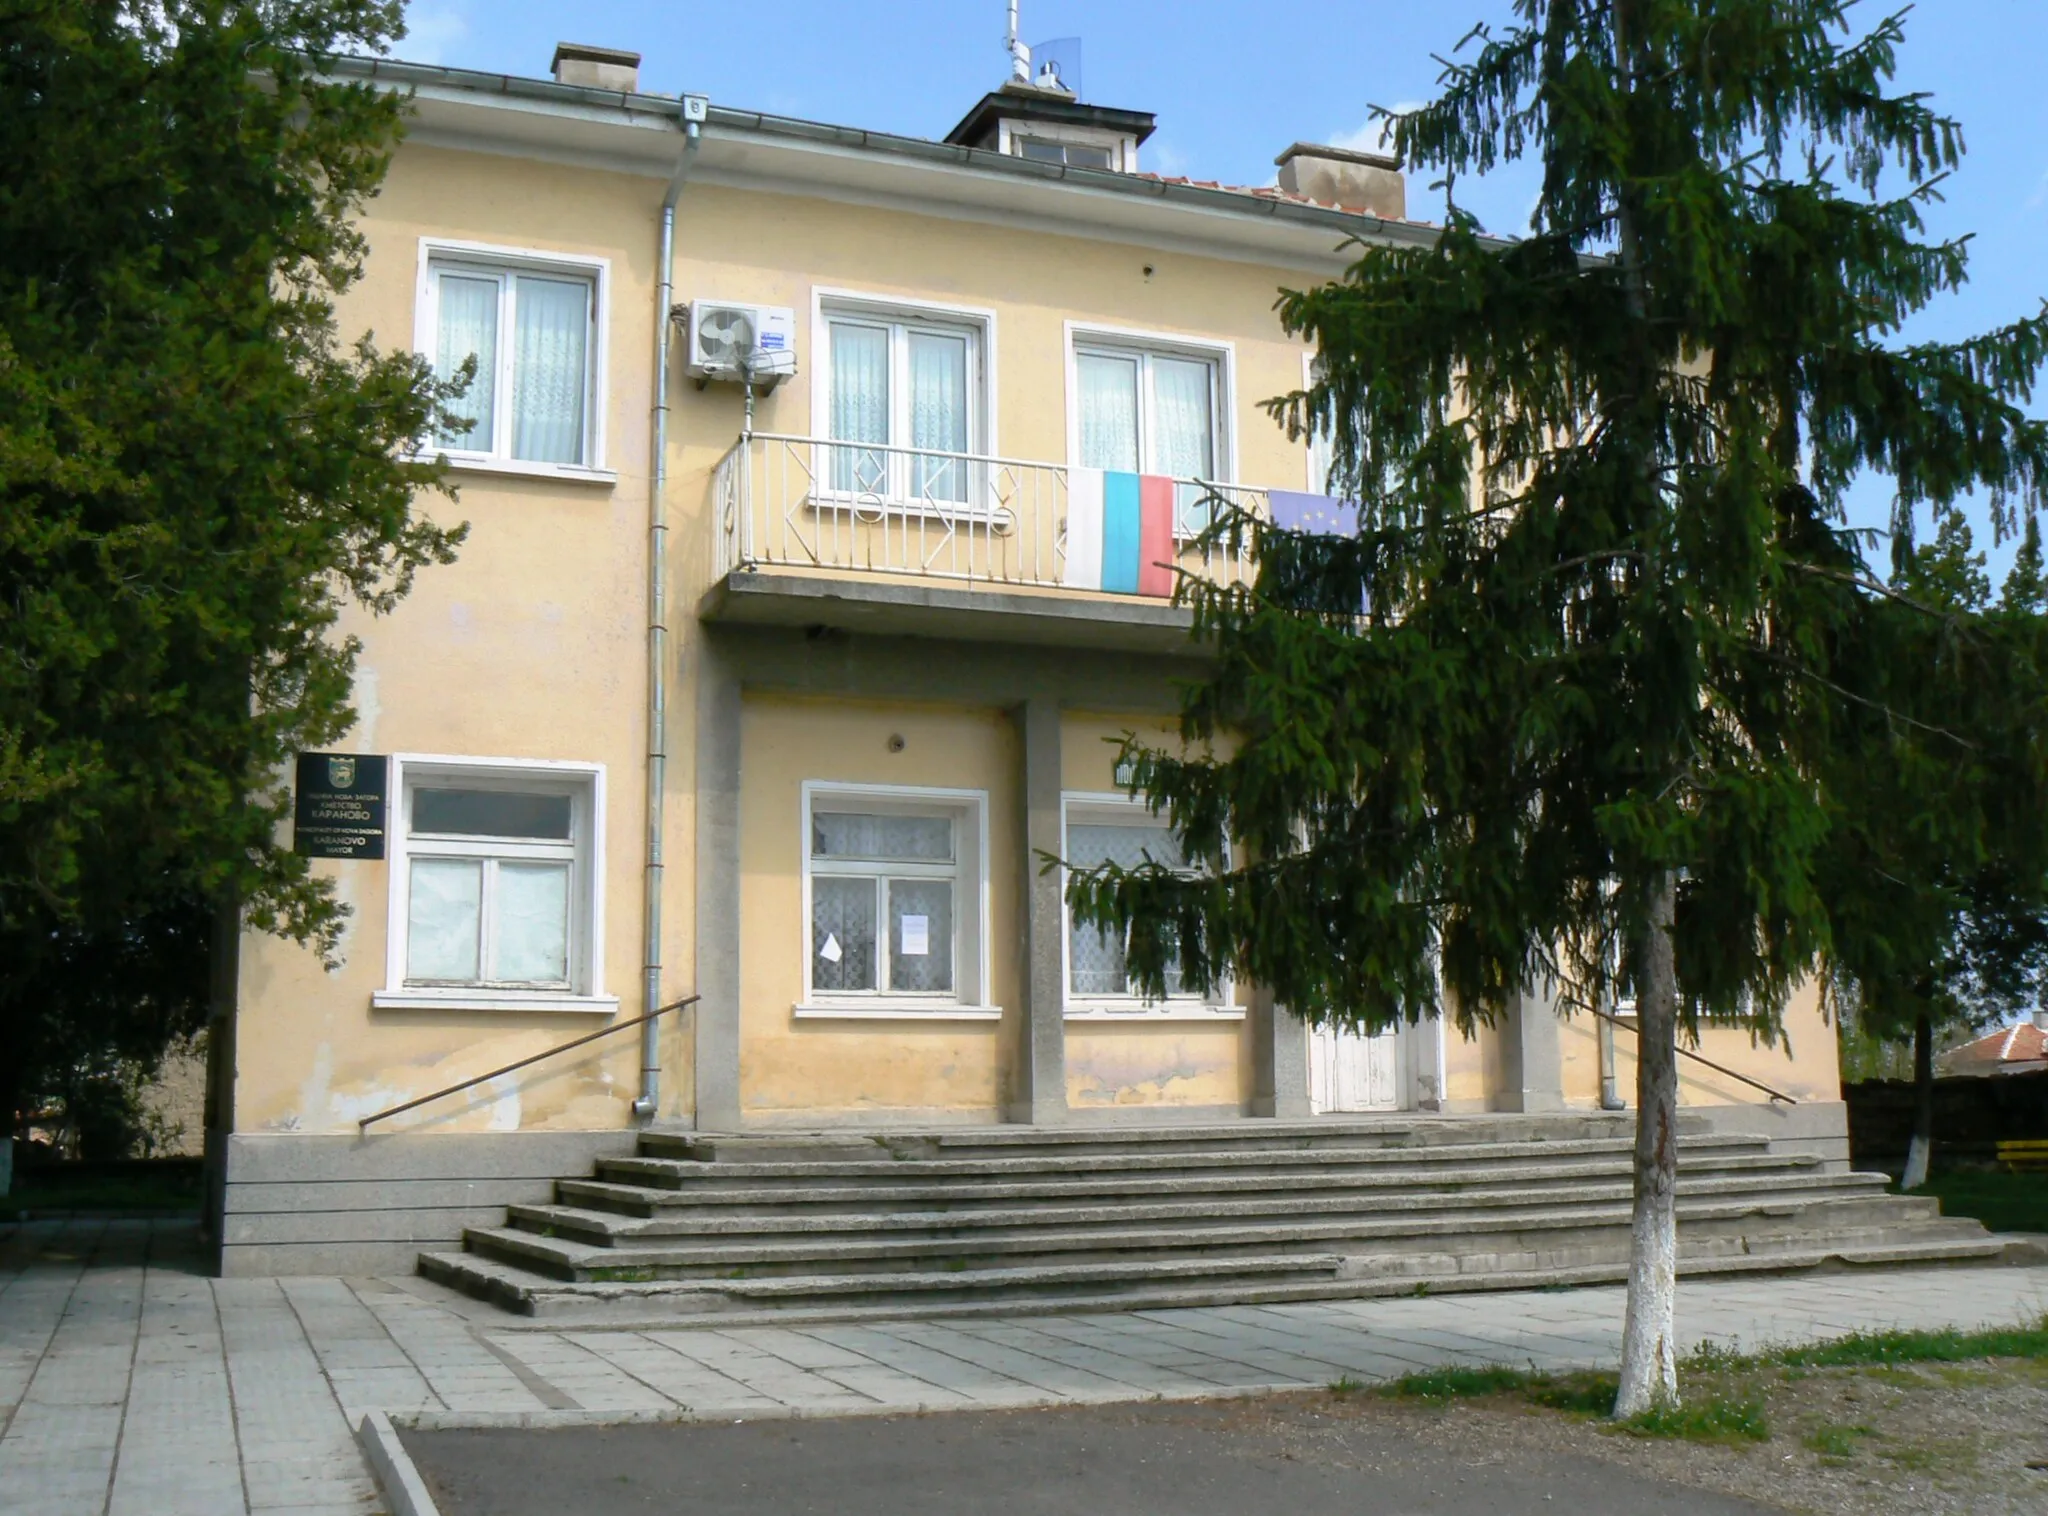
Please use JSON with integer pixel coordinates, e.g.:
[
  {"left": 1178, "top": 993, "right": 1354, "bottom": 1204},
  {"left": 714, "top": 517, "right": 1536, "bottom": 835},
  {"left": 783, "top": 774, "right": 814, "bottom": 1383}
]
[{"left": 396, "top": 0, "right": 2048, "bottom": 569}]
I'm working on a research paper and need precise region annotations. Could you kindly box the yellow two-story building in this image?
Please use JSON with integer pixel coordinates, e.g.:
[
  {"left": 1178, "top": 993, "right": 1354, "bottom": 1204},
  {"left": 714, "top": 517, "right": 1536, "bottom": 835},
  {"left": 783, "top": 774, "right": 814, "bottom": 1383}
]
[{"left": 211, "top": 40, "right": 1857, "bottom": 1282}]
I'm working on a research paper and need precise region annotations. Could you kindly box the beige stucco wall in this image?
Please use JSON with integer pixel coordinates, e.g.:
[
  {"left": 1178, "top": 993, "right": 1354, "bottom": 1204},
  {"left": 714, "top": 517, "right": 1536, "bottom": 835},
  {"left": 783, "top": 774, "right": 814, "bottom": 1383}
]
[
  {"left": 1058, "top": 712, "right": 1252, "bottom": 1112},
  {"left": 230, "top": 128, "right": 1845, "bottom": 1137},
  {"left": 233, "top": 145, "right": 669, "bottom": 1137},
  {"left": 1558, "top": 980, "right": 1842, "bottom": 1109},
  {"left": 736, "top": 694, "right": 1017, "bottom": 1123}
]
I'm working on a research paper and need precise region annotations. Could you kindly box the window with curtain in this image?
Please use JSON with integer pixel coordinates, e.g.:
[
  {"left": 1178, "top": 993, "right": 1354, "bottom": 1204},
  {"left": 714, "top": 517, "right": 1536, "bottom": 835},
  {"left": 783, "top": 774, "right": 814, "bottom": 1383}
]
[
  {"left": 1063, "top": 797, "right": 1229, "bottom": 1012},
  {"left": 824, "top": 308, "right": 979, "bottom": 505},
  {"left": 1074, "top": 343, "right": 1222, "bottom": 534},
  {"left": 804, "top": 790, "right": 986, "bottom": 1009},
  {"left": 429, "top": 259, "right": 595, "bottom": 468},
  {"left": 402, "top": 780, "right": 588, "bottom": 990}
]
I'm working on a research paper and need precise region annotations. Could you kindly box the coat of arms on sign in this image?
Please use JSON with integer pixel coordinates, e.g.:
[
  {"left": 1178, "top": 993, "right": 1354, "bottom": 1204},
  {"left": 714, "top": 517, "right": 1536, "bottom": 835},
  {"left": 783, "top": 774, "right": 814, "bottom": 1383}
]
[{"left": 327, "top": 756, "right": 356, "bottom": 790}]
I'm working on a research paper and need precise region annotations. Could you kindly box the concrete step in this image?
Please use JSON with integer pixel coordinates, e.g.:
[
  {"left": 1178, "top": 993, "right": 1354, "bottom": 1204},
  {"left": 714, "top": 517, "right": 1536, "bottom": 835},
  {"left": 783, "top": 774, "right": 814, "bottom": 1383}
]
[
  {"left": 463, "top": 1190, "right": 1948, "bottom": 1283},
  {"left": 597, "top": 1133, "right": 1776, "bottom": 1192},
  {"left": 418, "top": 1230, "right": 2020, "bottom": 1327},
  {"left": 421, "top": 1247, "right": 1345, "bottom": 1315},
  {"left": 561, "top": 1152, "right": 1836, "bottom": 1221},
  {"left": 640, "top": 1112, "right": 1684, "bottom": 1164},
  {"left": 522, "top": 1170, "right": 1892, "bottom": 1244}
]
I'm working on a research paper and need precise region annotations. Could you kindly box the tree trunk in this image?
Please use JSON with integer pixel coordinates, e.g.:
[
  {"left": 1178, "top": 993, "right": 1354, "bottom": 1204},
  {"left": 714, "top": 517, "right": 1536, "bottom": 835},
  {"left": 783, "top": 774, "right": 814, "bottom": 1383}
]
[
  {"left": 1614, "top": 871, "right": 1681, "bottom": 1417},
  {"left": 200, "top": 893, "right": 241, "bottom": 1264},
  {"left": 1902, "top": 1012, "right": 1935, "bottom": 1191}
]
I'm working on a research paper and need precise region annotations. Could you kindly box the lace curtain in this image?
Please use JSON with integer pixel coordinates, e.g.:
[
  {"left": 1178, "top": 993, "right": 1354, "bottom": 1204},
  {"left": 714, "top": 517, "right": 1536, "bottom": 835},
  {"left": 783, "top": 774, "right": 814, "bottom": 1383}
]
[
  {"left": 909, "top": 330, "right": 968, "bottom": 502},
  {"left": 1077, "top": 352, "right": 1140, "bottom": 472},
  {"left": 433, "top": 273, "right": 498, "bottom": 451},
  {"left": 1066, "top": 822, "right": 1188, "bottom": 998},
  {"left": 510, "top": 275, "right": 589, "bottom": 465},
  {"left": 829, "top": 320, "right": 890, "bottom": 492}
]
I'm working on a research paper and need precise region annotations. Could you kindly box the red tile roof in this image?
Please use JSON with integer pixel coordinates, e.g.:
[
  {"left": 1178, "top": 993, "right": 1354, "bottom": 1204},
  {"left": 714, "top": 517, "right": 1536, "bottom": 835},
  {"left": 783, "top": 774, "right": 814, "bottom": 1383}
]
[
  {"left": 1132, "top": 172, "right": 1438, "bottom": 228},
  {"left": 1944, "top": 1021, "right": 2048, "bottom": 1071}
]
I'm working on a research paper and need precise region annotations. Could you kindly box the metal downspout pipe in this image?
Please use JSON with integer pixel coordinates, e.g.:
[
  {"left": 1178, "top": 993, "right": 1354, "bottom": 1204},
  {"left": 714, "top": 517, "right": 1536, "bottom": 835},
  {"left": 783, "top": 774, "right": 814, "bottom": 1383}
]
[{"left": 635, "top": 102, "right": 706, "bottom": 1119}]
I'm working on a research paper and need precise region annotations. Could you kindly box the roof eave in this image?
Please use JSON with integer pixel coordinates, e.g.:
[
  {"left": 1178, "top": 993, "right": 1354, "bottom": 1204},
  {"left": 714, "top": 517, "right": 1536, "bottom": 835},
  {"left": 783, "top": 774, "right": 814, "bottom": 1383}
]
[{"left": 323, "top": 53, "right": 1479, "bottom": 257}]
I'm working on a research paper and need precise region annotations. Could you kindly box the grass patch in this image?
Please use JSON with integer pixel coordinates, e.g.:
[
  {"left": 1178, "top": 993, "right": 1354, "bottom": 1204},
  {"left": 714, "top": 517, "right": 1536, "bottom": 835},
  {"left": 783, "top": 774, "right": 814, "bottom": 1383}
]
[
  {"left": 1803, "top": 1423, "right": 1877, "bottom": 1460},
  {"left": 1772, "top": 1318, "right": 2048, "bottom": 1369},
  {"left": 1906, "top": 1169, "right": 2048, "bottom": 1235},
  {"left": 1528, "top": 1371, "right": 1622, "bottom": 1416},
  {"left": 1383, "top": 1364, "right": 1532, "bottom": 1402},
  {"left": 1623, "top": 1395, "right": 1771, "bottom": 1444},
  {"left": 1327, "top": 1375, "right": 1364, "bottom": 1397}
]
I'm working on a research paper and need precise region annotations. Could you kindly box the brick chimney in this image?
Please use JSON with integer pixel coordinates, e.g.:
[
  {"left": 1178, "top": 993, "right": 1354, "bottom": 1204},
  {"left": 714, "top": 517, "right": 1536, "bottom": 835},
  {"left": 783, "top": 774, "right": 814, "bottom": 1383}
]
[
  {"left": 1275, "top": 142, "right": 1406, "bottom": 221},
  {"left": 551, "top": 42, "right": 641, "bottom": 93}
]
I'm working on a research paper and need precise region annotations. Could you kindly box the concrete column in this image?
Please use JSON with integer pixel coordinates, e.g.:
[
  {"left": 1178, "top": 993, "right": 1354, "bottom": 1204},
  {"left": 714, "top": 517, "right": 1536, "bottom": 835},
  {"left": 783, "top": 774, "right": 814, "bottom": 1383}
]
[
  {"left": 1008, "top": 697, "right": 1067, "bottom": 1123},
  {"left": 1494, "top": 981, "right": 1566, "bottom": 1112},
  {"left": 693, "top": 638, "right": 744, "bottom": 1132},
  {"left": 1251, "top": 992, "right": 1313, "bottom": 1119}
]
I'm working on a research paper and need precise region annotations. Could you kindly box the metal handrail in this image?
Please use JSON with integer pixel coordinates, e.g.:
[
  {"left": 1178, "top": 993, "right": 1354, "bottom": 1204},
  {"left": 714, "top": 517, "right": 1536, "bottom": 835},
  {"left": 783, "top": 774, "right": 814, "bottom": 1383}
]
[
  {"left": 357, "top": 994, "right": 701, "bottom": 1131},
  {"left": 1591, "top": 1006, "right": 1799, "bottom": 1105}
]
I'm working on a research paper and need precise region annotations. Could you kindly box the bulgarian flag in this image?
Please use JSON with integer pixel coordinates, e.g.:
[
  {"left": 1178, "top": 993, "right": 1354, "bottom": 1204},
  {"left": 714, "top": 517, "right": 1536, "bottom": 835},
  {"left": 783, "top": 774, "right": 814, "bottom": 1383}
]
[{"left": 1063, "top": 469, "right": 1177, "bottom": 597}]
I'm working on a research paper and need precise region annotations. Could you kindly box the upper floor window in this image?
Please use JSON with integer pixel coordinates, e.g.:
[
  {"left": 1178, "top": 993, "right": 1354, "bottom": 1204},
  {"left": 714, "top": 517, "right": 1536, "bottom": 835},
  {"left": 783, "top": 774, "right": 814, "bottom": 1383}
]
[
  {"left": 824, "top": 303, "right": 985, "bottom": 506},
  {"left": 1074, "top": 336, "right": 1226, "bottom": 533},
  {"left": 421, "top": 244, "right": 604, "bottom": 470},
  {"left": 1306, "top": 353, "right": 1339, "bottom": 495}
]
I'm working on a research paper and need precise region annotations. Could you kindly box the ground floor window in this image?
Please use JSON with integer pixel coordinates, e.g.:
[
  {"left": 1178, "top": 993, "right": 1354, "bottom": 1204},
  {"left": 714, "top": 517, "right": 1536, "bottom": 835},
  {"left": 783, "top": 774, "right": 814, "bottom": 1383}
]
[
  {"left": 375, "top": 756, "right": 610, "bottom": 1012},
  {"left": 800, "top": 783, "right": 991, "bottom": 1016},
  {"left": 1062, "top": 793, "right": 1234, "bottom": 1017}
]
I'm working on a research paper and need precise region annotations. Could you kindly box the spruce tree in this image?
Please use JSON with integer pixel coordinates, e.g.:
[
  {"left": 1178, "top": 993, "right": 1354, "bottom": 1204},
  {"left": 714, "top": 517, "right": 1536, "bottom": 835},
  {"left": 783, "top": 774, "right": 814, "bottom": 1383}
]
[{"left": 1068, "top": 0, "right": 2048, "bottom": 1413}]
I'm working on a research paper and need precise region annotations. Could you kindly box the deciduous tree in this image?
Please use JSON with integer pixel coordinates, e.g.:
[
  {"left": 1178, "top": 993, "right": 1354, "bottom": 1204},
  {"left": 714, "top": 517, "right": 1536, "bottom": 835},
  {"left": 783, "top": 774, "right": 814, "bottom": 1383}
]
[{"left": 1822, "top": 516, "right": 2048, "bottom": 1191}]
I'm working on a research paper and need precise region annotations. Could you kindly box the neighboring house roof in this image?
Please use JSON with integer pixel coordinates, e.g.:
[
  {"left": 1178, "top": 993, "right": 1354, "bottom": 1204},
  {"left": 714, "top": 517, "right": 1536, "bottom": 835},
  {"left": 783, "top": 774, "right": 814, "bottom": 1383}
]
[{"left": 1940, "top": 1021, "right": 2048, "bottom": 1076}]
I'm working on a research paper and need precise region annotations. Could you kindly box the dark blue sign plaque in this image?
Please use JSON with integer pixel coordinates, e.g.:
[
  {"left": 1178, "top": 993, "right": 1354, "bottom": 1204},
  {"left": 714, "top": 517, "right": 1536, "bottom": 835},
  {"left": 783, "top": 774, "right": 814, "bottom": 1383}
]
[{"left": 293, "top": 753, "right": 388, "bottom": 860}]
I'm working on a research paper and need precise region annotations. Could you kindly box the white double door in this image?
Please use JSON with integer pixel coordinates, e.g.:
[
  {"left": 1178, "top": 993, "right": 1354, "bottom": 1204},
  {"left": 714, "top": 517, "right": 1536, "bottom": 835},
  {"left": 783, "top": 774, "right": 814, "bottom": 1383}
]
[{"left": 1308, "top": 1021, "right": 1403, "bottom": 1113}]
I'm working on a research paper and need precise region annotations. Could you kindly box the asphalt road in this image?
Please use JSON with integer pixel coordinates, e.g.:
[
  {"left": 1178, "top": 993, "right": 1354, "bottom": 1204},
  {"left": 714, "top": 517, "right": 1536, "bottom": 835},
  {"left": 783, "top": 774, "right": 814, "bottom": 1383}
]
[{"left": 403, "top": 1399, "right": 1784, "bottom": 1515}]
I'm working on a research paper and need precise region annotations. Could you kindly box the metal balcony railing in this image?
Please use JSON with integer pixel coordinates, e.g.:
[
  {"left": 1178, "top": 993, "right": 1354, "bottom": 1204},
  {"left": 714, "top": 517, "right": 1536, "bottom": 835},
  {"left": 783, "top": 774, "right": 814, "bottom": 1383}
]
[{"left": 713, "top": 432, "right": 1262, "bottom": 595}]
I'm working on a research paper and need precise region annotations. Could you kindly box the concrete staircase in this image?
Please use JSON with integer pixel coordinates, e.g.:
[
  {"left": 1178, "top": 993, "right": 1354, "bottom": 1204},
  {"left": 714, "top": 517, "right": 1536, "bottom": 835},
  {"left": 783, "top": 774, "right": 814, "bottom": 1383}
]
[{"left": 419, "top": 1114, "right": 2016, "bottom": 1323}]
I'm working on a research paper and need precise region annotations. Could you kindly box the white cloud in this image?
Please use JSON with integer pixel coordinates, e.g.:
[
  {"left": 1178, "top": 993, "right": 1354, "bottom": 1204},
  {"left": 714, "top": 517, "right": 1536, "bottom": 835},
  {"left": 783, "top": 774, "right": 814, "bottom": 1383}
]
[
  {"left": 1329, "top": 101, "right": 1428, "bottom": 158},
  {"left": 400, "top": 1, "right": 469, "bottom": 66},
  {"left": 2026, "top": 166, "right": 2048, "bottom": 212},
  {"left": 1148, "top": 140, "right": 1191, "bottom": 177}
]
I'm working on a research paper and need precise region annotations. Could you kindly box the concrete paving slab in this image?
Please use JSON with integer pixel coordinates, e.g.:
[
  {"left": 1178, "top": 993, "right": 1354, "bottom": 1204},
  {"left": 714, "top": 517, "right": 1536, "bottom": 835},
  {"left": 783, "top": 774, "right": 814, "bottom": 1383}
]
[{"left": 2, "top": 1218, "right": 2046, "bottom": 1516}]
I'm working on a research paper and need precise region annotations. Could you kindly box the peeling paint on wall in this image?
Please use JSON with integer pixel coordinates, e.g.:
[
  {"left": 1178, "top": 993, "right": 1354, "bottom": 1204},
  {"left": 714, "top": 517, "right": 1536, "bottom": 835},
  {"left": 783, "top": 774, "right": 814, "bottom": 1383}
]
[{"left": 1066, "top": 1025, "right": 1245, "bottom": 1109}]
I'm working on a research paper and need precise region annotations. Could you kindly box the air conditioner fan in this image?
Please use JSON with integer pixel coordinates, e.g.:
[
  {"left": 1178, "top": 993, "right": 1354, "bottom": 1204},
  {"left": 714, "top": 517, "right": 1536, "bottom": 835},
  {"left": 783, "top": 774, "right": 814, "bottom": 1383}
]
[{"left": 695, "top": 307, "right": 757, "bottom": 367}]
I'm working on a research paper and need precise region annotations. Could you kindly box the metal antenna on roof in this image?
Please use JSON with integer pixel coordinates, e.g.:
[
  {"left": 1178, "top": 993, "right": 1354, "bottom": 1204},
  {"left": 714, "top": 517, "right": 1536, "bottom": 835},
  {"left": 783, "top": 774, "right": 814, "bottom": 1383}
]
[{"left": 1005, "top": 0, "right": 1031, "bottom": 82}]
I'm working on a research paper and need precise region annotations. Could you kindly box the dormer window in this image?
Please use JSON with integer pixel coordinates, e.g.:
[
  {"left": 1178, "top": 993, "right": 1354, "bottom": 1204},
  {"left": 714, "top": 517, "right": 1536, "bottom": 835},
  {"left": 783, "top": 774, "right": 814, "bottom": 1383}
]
[
  {"left": 945, "top": 82, "right": 1155, "bottom": 177},
  {"left": 1016, "top": 136, "right": 1116, "bottom": 169}
]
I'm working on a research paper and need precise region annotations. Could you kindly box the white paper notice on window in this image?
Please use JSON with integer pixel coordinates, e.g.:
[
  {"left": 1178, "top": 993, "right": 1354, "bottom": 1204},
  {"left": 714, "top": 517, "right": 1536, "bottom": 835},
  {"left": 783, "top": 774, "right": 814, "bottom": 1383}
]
[
  {"left": 900, "top": 915, "right": 930, "bottom": 956},
  {"left": 820, "top": 933, "right": 843, "bottom": 964}
]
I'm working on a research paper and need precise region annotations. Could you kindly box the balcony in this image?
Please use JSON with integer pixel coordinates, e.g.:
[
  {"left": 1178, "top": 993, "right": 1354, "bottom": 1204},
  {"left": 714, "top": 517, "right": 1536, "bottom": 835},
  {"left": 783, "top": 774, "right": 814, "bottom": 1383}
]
[{"left": 706, "top": 433, "right": 1262, "bottom": 653}]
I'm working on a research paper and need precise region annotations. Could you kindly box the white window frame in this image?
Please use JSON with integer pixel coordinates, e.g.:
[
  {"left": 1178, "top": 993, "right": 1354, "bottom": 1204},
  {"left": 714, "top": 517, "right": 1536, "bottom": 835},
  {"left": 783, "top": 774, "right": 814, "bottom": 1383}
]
[
  {"left": 1060, "top": 791, "right": 1241, "bottom": 1021},
  {"left": 809, "top": 288, "right": 999, "bottom": 520},
  {"left": 373, "top": 754, "right": 616, "bottom": 1014},
  {"left": 796, "top": 780, "right": 999, "bottom": 1021},
  {"left": 1304, "top": 350, "right": 1337, "bottom": 495},
  {"left": 1064, "top": 321, "right": 1237, "bottom": 539},
  {"left": 995, "top": 119, "right": 1139, "bottom": 172},
  {"left": 413, "top": 238, "right": 615, "bottom": 484}
]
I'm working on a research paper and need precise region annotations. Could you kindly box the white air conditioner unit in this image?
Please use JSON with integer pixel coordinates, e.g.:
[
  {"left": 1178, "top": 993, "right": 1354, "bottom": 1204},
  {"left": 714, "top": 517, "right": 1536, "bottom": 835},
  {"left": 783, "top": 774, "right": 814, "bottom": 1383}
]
[{"left": 687, "top": 300, "right": 797, "bottom": 383}]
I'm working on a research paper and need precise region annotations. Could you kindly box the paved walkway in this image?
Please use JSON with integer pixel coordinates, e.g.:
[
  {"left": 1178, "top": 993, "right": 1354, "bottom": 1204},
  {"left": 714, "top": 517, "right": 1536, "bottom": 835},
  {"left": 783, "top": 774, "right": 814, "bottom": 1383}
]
[{"left": 2, "top": 1219, "right": 2045, "bottom": 1515}]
